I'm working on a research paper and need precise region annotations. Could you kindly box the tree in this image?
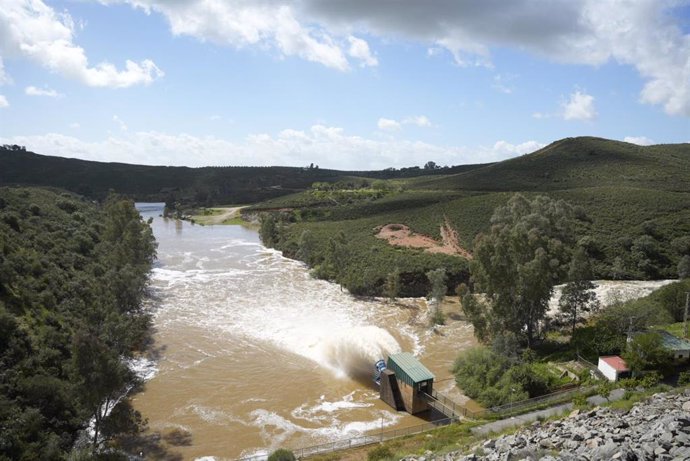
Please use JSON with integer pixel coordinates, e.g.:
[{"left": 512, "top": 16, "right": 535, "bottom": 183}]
[
  {"left": 383, "top": 268, "right": 400, "bottom": 302},
  {"left": 622, "top": 332, "right": 673, "bottom": 377},
  {"left": 470, "top": 194, "right": 576, "bottom": 346},
  {"left": 297, "top": 229, "right": 316, "bottom": 265},
  {"left": 259, "top": 214, "right": 278, "bottom": 247},
  {"left": 559, "top": 247, "right": 600, "bottom": 335},
  {"left": 423, "top": 161, "right": 439, "bottom": 170},
  {"left": 426, "top": 268, "right": 447, "bottom": 325}
]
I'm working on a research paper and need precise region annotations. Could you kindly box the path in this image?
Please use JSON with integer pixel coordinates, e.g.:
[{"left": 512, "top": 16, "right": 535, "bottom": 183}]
[
  {"left": 471, "top": 389, "right": 626, "bottom": 436},
  {"left": 201, "top": 206, "right": 245, "bottom": 225}
]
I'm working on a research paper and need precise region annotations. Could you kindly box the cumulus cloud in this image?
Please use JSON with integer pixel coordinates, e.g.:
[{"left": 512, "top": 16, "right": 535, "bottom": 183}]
[
  {"left": 562, "top": 90, "right": 597, "bottom": 121},
  {"left": 0, "top": 0, "right": 163, "bottom": 88},
  {"left": 624, "top": 136, "right": 655, "bottom": 146},
  {"left": 0, "top": 127, "right": 543, "bottom": 169},
  {"left": 347, "top": 36, "right": 378, "bottom": 67},
  {"left": 379, "top": 115, "right": 432, "bottom": 130},
  {"left": 101, "top": 0, "right": 350, "bottom": 71},
  {"left": 25, "top": 86, "right": 63, "bottom": 97},
  {"left": 403, "top": 115, "right": 432, "bottom": 127},
  {"left": 377, "top": 118, "right": 401, "bottom": 131},
  {"left": 0, "top": 94, "right": 8, "bottom": 108},
  {"left": 112, "top": 115, "right": 128, "bottom": 131}
]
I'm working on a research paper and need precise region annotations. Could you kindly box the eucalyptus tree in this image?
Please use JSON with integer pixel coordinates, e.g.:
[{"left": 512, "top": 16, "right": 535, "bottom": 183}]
[{"left": 469, "top": 194, "right": 576, "bottom": 346}]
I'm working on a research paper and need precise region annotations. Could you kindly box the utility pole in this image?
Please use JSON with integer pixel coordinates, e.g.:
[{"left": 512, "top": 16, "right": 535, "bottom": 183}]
[{"left": 683, "top": 291, "right": 690, "bottom": 338}]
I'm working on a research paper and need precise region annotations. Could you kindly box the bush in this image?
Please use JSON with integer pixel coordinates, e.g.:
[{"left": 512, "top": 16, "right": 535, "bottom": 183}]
[
  {"left": 678, "top": 371, "right": 690, "bottom": 386},
  {"left": 268, "top": 448, "right": 296, "bottom": 461},
  {"left": 640, "top": 371, "right": 662, "bottom": 388},
  {"left": 367, "top": 445, "right": 392, "bottom": 461},
  {"left": 572, "top": 393, "right": 588, "bottom": 408}
]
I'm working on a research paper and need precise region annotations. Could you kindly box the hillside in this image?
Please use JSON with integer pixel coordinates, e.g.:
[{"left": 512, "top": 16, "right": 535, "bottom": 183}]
[
  {"left": 416, "top": 137, "right": 690, "bottom": 192},
  {"left": 0, "top": 145, "right": 486, "bottom": 206},
  {"left": 251, "top": 137, "right": 690, "bottom": 295},
  {"left": 0, "top": 187, "right": 156, "bottom": 458}
]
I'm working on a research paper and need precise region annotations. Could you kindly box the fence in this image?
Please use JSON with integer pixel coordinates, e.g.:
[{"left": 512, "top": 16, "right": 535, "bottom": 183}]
[
  {"left": 576, "top": 354, "right": 606, "bottom": 380},
  {"left": 236, "top": 417, "right": 458, "bottom": 461},
  {"left": 488, "top": 383, "right": 582, "bottom": 416},
  {"left": 426, "top": 390, "right": 486, "bottom": 419}
]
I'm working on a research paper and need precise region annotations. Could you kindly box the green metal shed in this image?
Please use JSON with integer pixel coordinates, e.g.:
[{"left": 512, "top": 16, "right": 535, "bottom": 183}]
[{"left": 387, "top": 352, "right": 435, "bottom": 388}]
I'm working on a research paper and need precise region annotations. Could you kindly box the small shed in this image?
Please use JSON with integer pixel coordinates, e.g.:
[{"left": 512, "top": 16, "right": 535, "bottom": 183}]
[
  {"left": 656, "top": 330, "right": 690, "bottom": 361},
  {"left": 385, "top": 352, "right": 435, "bottom": 414},
  {"left": 598, "top": 356, "right": 630, "bottom": 382}
]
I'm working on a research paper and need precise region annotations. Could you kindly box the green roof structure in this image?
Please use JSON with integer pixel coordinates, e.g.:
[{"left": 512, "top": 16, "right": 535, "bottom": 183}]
[
  {"left": 387, "top": 352, "right": 435, "bottom": 387},
  {"left": 656, "top": 330, "right": 690, "bottom": 351}
]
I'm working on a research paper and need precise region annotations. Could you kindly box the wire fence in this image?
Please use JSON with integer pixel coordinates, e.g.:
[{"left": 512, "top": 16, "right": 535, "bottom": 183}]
[
  {"left": 488, "top": 384, "right": 582, "bottom": 415},
  {"left": 236, "top": 417, "right": 458, "bottom": 461}
]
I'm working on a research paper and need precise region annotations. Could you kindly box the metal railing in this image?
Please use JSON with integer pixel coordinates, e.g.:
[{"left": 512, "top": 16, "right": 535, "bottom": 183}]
[
  {"left": 425, "top": 390, "right": 486, "bottom": 419},
  {"left": 236, "top": 417, "right": 458, "bottom": 461}
]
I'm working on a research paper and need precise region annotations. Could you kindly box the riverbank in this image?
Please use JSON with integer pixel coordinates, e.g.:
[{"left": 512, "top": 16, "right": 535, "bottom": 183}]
[{"left": 189, "top": 206, "right": 248, "bottom": 225}]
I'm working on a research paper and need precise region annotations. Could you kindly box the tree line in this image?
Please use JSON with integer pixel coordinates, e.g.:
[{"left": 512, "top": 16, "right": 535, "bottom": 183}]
[{"left": 0, "top": 187, "right": 156, "bottom": 459}]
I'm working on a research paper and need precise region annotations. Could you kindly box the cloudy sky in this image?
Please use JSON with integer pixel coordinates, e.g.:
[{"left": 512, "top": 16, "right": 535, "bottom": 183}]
[{"left": 0, "top": 0, "right": 689, "bottom": 170}]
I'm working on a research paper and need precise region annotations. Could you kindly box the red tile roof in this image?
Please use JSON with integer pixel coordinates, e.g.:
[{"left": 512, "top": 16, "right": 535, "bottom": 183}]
[{"left": 601, "top": 356, "right": 629, "bottom": 371}]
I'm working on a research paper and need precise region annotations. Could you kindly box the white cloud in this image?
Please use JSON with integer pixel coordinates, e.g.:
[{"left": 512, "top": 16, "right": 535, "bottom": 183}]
[
  {"left": 102, "top": 0, "right": 349, "bottom": 71},
  {"left": 347, "top": 36, "right": 378, "bottom": 67},
  {"left": 488, "top": 140, "right": 546, "bottom": 159},
  {"left": 377, "top": 118, "right": 401, "bottom": 131},
  {"left": 0, "top": 128, "right": 543, "bottom": 170},
  {"left": 112, "top": 115, "right": 128, "bottom": 131},
  {"left": 69, "top": 122, "right": 80, "bottom": 129},
  {"left": 624, "top": 136, "right": 655, "bottom": 146},
  {"left": 25, "top": 86, "right": 63, "bottom": 98},
  {"left": 0, "top": 94, "right": 8, "bottom": 108},
  {"left": 562, "top": 90, "right": 597, "bottom": 121},
  {"left": 303, "top": 1, "right": 690, "bottom": 116},
  {"left": 492, "top": 74, "right": 515, "bottom": 94},
  {"left": 379, "top": 115, "right": 432, "bottom": 130},
  {"left": 0, "top": 0, "right": 163, "bottom": 88},
  {"left": 403, "top": 115, "right": 432, "bottom": 127},
  {"left": 0, "top": 57, "right": 10, "bottom": 85},
  {"left": 89, "top": 1, "right": 690, "bottom": 114}
]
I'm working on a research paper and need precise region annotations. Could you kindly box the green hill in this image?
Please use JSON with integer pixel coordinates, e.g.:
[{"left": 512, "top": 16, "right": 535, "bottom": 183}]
[
  {"left": 416, "top": 137, "right": 690, "bottom": 193},
  {"left": 0, "top": 145, "right": 486, "bottom": 206},
  {"left": 250, "top": 137, "right": 690, "bottom": 295}
]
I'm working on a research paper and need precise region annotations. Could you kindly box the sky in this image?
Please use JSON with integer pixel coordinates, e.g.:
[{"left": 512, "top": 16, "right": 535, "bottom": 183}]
[{"left": 0, "top": 0, "right": 689, "bottom": 170}]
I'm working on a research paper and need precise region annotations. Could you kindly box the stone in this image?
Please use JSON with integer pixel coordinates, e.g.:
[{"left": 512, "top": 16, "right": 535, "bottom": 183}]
[{"left": 683, "top": 401, "right": 690, "bottom": 412}]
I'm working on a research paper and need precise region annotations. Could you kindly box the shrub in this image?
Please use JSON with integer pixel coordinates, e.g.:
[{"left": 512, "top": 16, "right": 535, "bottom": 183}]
[
  {"left": 640, "top": 371, "right": 662, "bottom": 388},
  {"left": 268, "top": 448, "right": 296, "bottom": 461},
  {"left": 678, "top": 371, "right": 690, "bottom": 386},
  {"left": 572, "top": 393, "right": 588, "bottom": 408},
  {"left": 367, "top": 445, "right": 392, "bottom": 461}
]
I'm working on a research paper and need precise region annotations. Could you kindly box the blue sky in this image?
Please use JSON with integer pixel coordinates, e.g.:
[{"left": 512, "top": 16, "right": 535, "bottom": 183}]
[{"left": 0, "top": 0, "right": 688, "bottom": 170}]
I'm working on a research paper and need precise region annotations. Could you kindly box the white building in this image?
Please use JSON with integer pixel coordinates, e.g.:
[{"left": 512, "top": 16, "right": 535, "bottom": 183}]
[{"left": 597, "top": 356, "right": 630, "bottom": 382}]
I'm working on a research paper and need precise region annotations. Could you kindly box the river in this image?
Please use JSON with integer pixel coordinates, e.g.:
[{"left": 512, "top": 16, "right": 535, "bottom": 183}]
[{"left": 132, "top": 205, "right": 477, "bottom": 460}]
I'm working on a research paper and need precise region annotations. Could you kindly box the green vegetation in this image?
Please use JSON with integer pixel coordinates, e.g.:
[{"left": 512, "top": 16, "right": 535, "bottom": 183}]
[
  {"left": 248, "top": 137, "right": 689, "bottom": 296},
  {"left": 0, "top": 187, "right": 156, "bottom": 459},
  {"left": 268, "top": 448, "right": 297, "bottom": 461},
  {"left": 622, "top": 332, "right": 674, "bottom": 377},
  {"left": 468, "top": 194, "right": 577, "bottom": 346},
  {"left": 0, "top": 146, "right": 480, "bottom": 208},
  {"left": 452, "top": 340, "right": 571, "bottom": 408}
]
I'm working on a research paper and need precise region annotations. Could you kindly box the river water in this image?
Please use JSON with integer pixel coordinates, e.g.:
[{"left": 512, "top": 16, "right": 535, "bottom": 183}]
[{"left": 133, "top": 205, "right": 477, "bottom": 460}]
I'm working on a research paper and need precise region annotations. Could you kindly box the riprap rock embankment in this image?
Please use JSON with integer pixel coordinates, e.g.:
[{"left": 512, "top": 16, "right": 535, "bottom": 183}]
[{"left": 404, "top": 390, "right": 690, "bottom": 461}]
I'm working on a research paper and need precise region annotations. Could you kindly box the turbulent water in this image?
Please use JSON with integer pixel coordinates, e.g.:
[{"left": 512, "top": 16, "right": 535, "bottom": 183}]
[{"left": 133, "top": 205, "right": 476, "bottom": 460}]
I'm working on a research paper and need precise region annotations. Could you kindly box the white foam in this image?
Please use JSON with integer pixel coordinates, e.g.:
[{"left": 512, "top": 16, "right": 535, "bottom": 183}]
[{"left": 126, "top": 356, "right": 159, "bottom": 381}]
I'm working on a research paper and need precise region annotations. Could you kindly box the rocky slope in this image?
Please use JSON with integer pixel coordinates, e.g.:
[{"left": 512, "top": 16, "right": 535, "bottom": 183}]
[{"left": 404, "top": 390, "right": 690, "bottom": 461}]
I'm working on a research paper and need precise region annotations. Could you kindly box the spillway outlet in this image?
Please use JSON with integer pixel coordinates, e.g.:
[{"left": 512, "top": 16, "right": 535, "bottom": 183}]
[{"left": 373, "top": 359, "right": 387, "bottom": 386}]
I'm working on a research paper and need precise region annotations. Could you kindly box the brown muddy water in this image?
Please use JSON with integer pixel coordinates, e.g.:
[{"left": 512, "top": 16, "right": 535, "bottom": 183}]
[{"left": 133, "top": 205, "right": 477, "bottom": 460}]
